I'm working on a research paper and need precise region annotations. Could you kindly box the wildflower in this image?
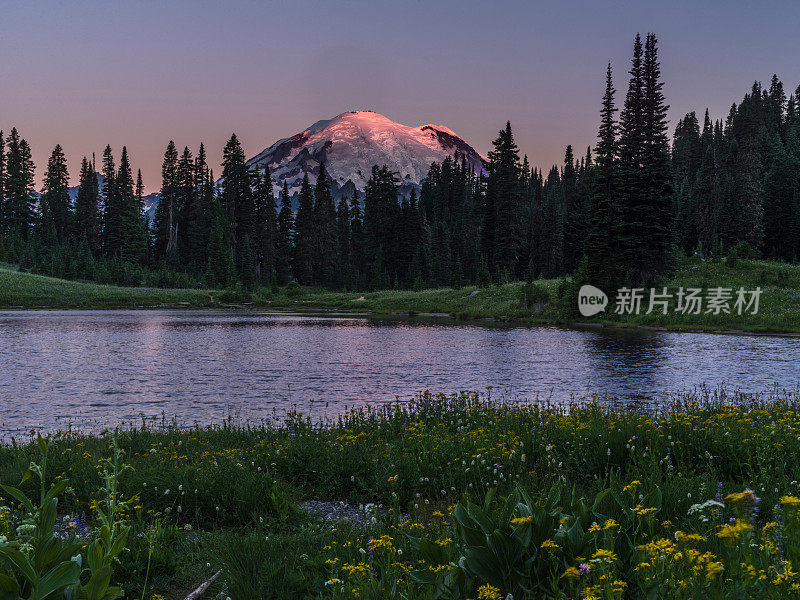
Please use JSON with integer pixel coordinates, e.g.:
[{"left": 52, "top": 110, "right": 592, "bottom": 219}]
[
  {"left": 780, "top": 496, "right": 800, "bottom": 508},
  {"left": 477, "top": 584, "right": 502, "bottom": 600},
  {"left": 541, "top": 539, "right": 558, "bottom": 550},
  {"left": 603, "top": 518, "right": 619, "bottom": 530},
  {"left": 675, "top": 531, "right": 705, "bottom": 543},
  {"left": 511, "top": 515, "right": 533, "bottom": 526},
  {"left": 623, "top": 480, "right": 641, "bottom": 493},
  {"left": 775, "top": 560, "right": 798, "bottom": 584},
  {"left": 716, "top": 519, "right": 751, "bottom": 540},
  {"left": 705, "top": 561, "right": 724, "bottom": 579},
  {"left": 633, "top": 504, "right": 658, "bottom": 517},
  {"left": 561, "top": 567, "right": 580, "bottom": 579},
  {"left": 591, "top": 549, "right": 617, "bottom": 562}
]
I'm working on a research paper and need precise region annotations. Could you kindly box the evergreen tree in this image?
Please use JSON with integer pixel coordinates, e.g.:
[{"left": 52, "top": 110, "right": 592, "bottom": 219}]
[
  {"left": 4, "top": 128, "right": 36, "bottom": 241},
  {"left": 363, "top": 166, "right": 401, "bottom": 288},
  {"left": 762, "top": 136, "right": 797, "bottom": 260},
  {"left": 312, "top": 161, "right": 337, "bottom": 286},
  {"left": 335, "top": 195, "right": 351, "bottom": 287},
  {"left": 617, "top": 33, "right": 645, "bottom": 273},
  {"left": 484, "top": 122, "right": 523, "bottom": 279},
  {"left": 206, "top": 196, "right": 235, "bottom": 287},
  {"left": 540, "top": 165, "right": 565, "bottom": 277},
  {"left": 694, "top": 144, "right": 719, "bottom": 254},
  {"left": 220, "top": 133, "right": 255, "bottom": 276},
  {"left": 349, "top": 189, "right": 365, "bottom": 288},
  {"left": 74, "top": 157, "right": 101, "bottom": 255},
  {"left": 292, "top": 173, "right": 315, "bottom": 285},
  {"left": 187, "top": 144, "right": 212, "bottom": 272},
  {"left": 117, "top": 147, "right": 148, "bottom": 265},
  {"left": 731, "top": 140, "right": 765, "bottom": 252},
  {"left": 252, "top": 165, "right": 278, "bottom": 284},
  {"left": 101, "top": 145, "right": 124, "bottom": 256},
  {"left": 153, "top": 141, "right": 178, "bottom": 259},
  {"left": 562, "top": 145, "right": 585, "bottom": 272},
  {"left": 176, "top": 146, "right": 195, "bottom": 264},
  {"left": 585, "top": 63, "right": 621, "bottom": 290},
  {"left": 672, "top": 112, "right": 702, "bottom": 252},
  {"left": 40, "top": 144, "right": 71, "bottom": 244},
  {"left": 275, "top": 181, "right": 294, "bottom": 285},
  {"left": 639, "top": 33, "right": 673, "bottom": 280}
]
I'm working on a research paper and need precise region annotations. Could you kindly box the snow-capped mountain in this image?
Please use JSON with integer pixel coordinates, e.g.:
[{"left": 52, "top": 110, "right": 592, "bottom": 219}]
[
  {"left": 247, "top": 110, "right": 486, "bottom": 202},
  {"left": 56, "top": 111, "right": 484, "bottom": 219}
]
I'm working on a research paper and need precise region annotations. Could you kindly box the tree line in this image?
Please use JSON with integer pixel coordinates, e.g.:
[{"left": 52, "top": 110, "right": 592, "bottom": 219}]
[{"left": 1, "top": 33, "right": 799, "bottom": 295}]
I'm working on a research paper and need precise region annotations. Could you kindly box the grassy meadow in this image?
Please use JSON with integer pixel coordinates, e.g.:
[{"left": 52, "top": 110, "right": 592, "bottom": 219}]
[
  {"left": 3, "top": 390, "right": 800, "bottom": 598},
  {"left": 2, "top": 256, "right": 799, "bottom": 333},
  {"left": 0, "top": 264, "right": 217, "bottom": 309},
  {"left": 258, "top": 256, "right": 800, "bottom": 333}
]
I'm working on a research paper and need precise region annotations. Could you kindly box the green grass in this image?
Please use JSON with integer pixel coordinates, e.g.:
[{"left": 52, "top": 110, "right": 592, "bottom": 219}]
[
  {"left": 3, "top": 256, "right": 800, "bottom": 332},
  {"left": 0, "top": 264, "right": 217, "bottom": 308},
  {"left": 260, "top": 256, "right": 800, "bottom": 333},
  {"left": 3, "top": 390, "right": 800, "bottom": 598}
]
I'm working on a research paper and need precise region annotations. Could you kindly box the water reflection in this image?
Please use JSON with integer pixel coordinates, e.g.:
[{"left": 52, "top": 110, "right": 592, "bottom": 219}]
[{"left": 0, "top": 309, "right": 798, "bottom": 435}]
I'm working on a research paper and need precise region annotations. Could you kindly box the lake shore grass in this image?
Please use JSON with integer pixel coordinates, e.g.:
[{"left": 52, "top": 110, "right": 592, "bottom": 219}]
[
  {"left": 2, "top": 256, "right": 800, "bottom": 333},
  {"left": 2, "top": 389, "right": 800, "bottom": 598},
  {"left": 0, "top": 264, "right": 217, "bottom": 309}
]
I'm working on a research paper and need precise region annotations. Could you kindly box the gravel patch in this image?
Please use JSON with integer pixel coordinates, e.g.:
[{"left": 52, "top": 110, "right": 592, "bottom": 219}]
[{"left": 300, "top": 500, "right": 387, "bottom": 527}]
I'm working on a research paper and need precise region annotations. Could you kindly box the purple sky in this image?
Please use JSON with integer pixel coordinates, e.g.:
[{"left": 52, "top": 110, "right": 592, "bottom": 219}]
[{"left": 3, "top": 0, "right": 799, "bottom": 193}]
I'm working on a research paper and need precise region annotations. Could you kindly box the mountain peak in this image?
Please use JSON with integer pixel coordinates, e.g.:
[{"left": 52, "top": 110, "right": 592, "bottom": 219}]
[{"left": 246, "top": 111, "right": 485, "bottom": 201}]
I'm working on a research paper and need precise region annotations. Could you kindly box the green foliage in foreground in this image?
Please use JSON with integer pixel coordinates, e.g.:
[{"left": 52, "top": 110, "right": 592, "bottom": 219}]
[
  {"left": 1, "top": 391, "right": 800, "bottom": 597},
  {"left": 0, "top": 437, "right": 130, "bottom": 600}
]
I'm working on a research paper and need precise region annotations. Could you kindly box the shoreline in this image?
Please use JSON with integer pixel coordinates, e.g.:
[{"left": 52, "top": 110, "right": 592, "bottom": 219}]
[
  {"left": 3, "top": 258, "right": 800, "bottom": 334},
  {"left": 5, "top": 303, "right": 800, "bottom": 336}
]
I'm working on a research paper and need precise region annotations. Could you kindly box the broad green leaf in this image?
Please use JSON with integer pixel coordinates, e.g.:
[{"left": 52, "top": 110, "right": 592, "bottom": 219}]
[
  {"left": 38, "top": 561, "right": 81, "bottom": 600},
  {"left": 0, "top": 573, "right": 19, "bottom": 595},
  {"left": 85, "top": 565, "right": 112, "bottom": 600},
  {"left": 0, "top": 485, "right": 33, "bottom": 513},
  {"left": 0, "top": 547, "right": 36, "bottom": 583}
]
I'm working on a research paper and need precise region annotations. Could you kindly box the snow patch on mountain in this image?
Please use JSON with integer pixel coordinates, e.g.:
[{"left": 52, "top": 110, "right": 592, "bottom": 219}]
[{"left": 246, "top": 110, "right": 485, "bottom": 201}]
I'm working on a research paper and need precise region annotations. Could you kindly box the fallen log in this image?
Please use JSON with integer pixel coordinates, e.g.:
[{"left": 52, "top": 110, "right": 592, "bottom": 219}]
[{"left": 184, "top": 570, "right": 222, "bottom": 600}]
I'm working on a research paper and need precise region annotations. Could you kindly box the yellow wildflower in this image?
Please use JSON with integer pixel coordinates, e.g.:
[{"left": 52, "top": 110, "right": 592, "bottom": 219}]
[
  {"left": 561, "top": 566, "right": 580, "bottom": 579},
  {"left": 780, "top": 496, "right": 800, "bottom": 508},
  {"left": 725, "top": 490, "right": 758, "bottom": 504},
  {"left": 775, "top": 560, "right": 798, "bottom": 584},
  {"left": 477, "top": 584, "right": 502, "bottom": 600},
  {"left": 591, "top": 548, "right": 617, "bottom": 562},
  {"left": 633, "top": 504, "right": 658, "bottom": 517},
  {"left": 716, "top": 519, "right": 751, "bottom": 540},
  {"left": 675, "top": 531, "right": 705, "bottom": 543},
  {"left": 623, "top": 480, "right": 641, "bottom": 493},
  {"left": 705, "top": 561, "right": 724, "bottom": 579}
]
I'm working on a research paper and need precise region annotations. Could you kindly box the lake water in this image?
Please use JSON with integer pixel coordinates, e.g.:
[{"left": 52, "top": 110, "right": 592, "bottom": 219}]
[{"left": 0, "top": 309, "right": 798, "bottom": 435}]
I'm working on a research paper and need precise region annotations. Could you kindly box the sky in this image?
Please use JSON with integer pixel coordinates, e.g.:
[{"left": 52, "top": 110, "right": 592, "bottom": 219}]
[{"left": 2, "top": 0, "right": 800, "bottom": 194}]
